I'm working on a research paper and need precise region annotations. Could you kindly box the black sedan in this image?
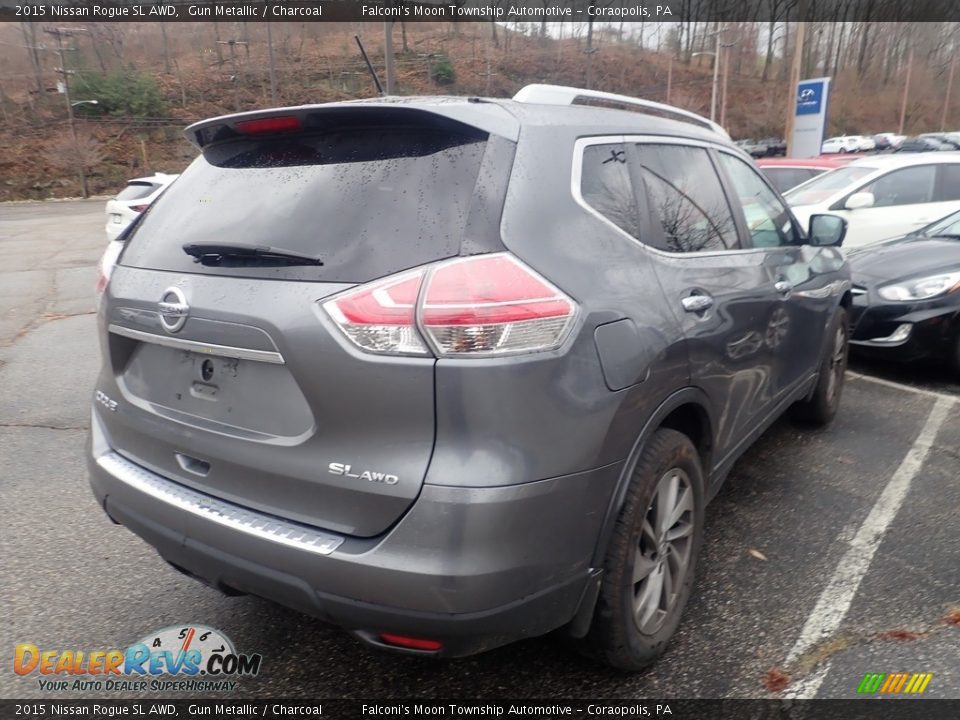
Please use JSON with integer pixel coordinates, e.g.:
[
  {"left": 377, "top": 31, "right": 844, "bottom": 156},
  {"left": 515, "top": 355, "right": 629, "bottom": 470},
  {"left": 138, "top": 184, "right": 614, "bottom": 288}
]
[{"left": 847, "top": 210, "right": 960, "bottom": 373}]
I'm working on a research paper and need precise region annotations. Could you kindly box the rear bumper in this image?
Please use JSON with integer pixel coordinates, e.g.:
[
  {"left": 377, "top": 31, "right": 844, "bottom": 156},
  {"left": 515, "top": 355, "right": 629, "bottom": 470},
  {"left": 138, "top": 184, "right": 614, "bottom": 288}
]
[{"left": 88, "top": 411, "right": 619, "bottom": 657}]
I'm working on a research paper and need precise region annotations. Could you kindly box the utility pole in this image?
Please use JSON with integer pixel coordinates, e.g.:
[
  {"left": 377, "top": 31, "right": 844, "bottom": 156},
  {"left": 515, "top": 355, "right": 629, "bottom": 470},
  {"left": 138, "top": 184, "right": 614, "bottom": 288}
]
[
  {"left": 898, "top": 48, "right": 913, "bottom": 135},
  {"left": 584, "top": 47, "right": 599, "bottom": 90},
  {"left": 784, "top": 21, "right": 806, "bottom": 157},
  {"left": 217, "top": 39, "right": 247, "bottom": 111},
  {"left": 710, "top": 30, "right": 720, "bottom": 122},
  {"left": 43, "top": 26, "right": 88, "bottom": 198},
  {"left": 266, "top": 20, "right": 277, "bottom": 105},
  {"left": 384, "top": 22, "right": 396, "bottom": 95},
  {"left": 666, "top": 55, "right": 672, "bottom": 104},
  {"left": 719, "top": 37, "right": 738, "bottom": 129},
  {"left": 941, "top": 55, "right": 956, "bottom": 132}
]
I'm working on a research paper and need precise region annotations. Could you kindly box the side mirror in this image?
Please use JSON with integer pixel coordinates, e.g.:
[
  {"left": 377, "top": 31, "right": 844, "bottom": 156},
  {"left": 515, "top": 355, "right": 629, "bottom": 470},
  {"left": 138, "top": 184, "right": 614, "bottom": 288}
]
[
  {"left": 808, "top": 214, "right": 847, "bottom": 247},
  {"left": 845, "top": 191, "right": 875, "bottom": 210}
]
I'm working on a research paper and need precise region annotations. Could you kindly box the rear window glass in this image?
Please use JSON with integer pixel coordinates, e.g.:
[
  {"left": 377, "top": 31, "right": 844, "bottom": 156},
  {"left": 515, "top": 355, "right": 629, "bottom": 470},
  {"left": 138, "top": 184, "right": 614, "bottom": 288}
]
[
  {"left": 116, "top": 182, "right": 157, "bottom": 201},
  {"left": 120, "top": 126, "right": 488, "bottom": 282}
]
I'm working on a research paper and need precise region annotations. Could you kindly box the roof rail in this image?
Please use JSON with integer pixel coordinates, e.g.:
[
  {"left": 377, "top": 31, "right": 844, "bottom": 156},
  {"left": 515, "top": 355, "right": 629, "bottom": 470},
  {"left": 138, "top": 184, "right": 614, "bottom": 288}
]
[{"left": 512, "top": 84, "right": 729, "bottom": 139}]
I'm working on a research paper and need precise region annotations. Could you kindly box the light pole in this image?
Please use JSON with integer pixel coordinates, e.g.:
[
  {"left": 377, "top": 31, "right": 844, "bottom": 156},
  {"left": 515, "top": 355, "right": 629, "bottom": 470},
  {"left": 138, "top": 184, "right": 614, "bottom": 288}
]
[
  {"left": 691, "top": 45, "right": 719, "bottom": 122},
  {"left": 692, "top": 26, "right": 732, "bottom": 123}
]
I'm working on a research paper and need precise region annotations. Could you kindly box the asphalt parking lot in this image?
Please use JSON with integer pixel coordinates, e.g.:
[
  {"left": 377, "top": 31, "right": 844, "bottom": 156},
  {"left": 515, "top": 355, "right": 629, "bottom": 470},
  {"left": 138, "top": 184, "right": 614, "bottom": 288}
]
[{"left": 1, "top": 199, "right": 958, "bottom": 700}]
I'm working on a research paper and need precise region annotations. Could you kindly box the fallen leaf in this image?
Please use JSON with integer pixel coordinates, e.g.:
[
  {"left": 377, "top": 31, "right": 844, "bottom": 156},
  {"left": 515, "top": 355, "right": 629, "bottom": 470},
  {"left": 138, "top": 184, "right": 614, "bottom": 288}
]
[
  {"left": 763, "top": 667, "right": 791, "bottom": 693},
  {"left": 876, "top": 629, "right": 925, "bottom": 641},
  {"left": 942, "top": 608, "right": 960, "bottom": 626},
  {"left": 749, "top": 549, "right": 769, "bottom": 561}
]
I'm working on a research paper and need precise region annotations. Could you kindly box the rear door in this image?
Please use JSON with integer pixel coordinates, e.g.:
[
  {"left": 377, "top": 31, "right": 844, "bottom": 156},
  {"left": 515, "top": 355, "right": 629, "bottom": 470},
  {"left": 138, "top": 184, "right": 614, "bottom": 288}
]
[
  {"left": 627, "top": 140, "right": 781, "bottom": 461},
  {"left": 99, "top": 110, "right": 510, "bottom": 537}
]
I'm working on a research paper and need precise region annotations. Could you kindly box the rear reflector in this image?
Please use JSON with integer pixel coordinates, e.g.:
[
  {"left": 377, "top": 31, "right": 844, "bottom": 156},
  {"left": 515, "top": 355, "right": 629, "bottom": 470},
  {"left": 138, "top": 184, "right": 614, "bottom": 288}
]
[
  {"left": 323, "top": 253, "right": 577, "bottom": 358},
  {"left": 234, "top": 115, "right": 301, "bottom": 135},
  {"left": 378, "top": 633, "right": 443, "bottom": 652}
]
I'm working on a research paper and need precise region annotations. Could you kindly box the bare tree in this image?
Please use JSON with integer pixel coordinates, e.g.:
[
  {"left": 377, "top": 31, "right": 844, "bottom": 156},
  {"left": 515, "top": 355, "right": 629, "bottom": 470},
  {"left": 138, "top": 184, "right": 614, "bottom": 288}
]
[{"left": 44, "top": 131, "right": 104, "bottom": 198}]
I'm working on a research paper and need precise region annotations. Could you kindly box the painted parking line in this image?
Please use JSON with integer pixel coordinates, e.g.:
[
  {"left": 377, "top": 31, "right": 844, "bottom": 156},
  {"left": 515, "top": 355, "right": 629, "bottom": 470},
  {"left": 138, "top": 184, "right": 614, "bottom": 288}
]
[
  {"left": 783, "top": 395, "right": 955, "bottom": 699},
  {"left": 847, "top": 370, "right": 958, "bottom": 402}
]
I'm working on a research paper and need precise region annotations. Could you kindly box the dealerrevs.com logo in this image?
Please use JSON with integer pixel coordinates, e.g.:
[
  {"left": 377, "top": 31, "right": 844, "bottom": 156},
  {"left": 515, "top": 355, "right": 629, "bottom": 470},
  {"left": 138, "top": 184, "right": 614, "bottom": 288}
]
[{"left": 14, "top": 625, "right": 262, "bottom": 693}]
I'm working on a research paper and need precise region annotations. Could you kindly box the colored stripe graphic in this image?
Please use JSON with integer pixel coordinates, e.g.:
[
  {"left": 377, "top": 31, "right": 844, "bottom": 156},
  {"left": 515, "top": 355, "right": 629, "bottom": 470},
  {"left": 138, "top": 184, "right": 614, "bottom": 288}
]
[
  {"left": 857, "top": 673, "right": 886, "bottom": 693},
  {"left": 858, "top": 672, "right": 932, "bottom": 694}
]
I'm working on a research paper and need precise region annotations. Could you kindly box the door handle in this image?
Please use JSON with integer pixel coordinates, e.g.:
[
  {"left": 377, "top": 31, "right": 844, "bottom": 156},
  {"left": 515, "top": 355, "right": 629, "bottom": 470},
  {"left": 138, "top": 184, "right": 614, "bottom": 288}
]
[
  {"left": 681, "top": 294, "right": 714, "bottom": 313},
  {"left": 775, "top": 280, "right": 793, "bottom": 296}
]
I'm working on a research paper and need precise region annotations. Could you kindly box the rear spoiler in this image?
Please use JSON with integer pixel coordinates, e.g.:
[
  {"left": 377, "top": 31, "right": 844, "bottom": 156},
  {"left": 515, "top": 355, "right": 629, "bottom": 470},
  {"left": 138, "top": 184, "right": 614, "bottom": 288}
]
[{"left": 184, "top": 100, "right": 521, "bottom": 150}]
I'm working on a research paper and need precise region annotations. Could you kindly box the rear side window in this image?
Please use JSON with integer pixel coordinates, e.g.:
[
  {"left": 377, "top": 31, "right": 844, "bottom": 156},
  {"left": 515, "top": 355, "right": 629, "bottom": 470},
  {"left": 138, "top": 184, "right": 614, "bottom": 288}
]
[
  {"left": 634, "top": 144, "right": 738, "bottom": 253},
  {"left": 859, "top": 165, "right": 937, "bottom": 207},
  {"left": 121, "top": 126, "right": 489, "bottom": 282},
  {"left": 580, "top": 143, "right": 641, "bottom": 239},
  {"left": 116, "top": 182, "right": 156, "bottom": 201},
  {"left": 938, "top": 164, "right": 960, "bottom": 201}
]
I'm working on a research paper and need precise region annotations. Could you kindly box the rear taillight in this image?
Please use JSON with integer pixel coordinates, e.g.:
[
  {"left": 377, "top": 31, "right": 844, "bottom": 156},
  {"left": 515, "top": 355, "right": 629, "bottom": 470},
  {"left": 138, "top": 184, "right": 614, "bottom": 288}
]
[
  {"left": 129, "top": 204, "right": 149, "bottom": 213},
  {"left": 322, "top": 269, "right": 430, "bottom": 356},
  {"left": 323, "top": 253, "right": 577, "bottom": 358},
  {"left": 95, "top": 242, "right": 122, "bottom": 298}
]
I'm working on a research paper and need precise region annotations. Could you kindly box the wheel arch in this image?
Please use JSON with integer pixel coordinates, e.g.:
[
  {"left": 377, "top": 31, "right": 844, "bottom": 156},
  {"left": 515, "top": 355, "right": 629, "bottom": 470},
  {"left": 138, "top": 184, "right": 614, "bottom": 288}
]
[
  {"left": 590, "top": 387, "right": 715, "bottom": 569},
  {"left": 568, "top": 388, "right": 715, "bottom": 639}
]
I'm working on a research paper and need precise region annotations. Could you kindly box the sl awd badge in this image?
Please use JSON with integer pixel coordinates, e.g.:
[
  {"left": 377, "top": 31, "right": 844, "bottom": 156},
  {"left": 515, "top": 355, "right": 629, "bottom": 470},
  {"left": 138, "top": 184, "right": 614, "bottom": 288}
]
[{"left": 328, "top": 463, "right": 399, "bottom": 485}]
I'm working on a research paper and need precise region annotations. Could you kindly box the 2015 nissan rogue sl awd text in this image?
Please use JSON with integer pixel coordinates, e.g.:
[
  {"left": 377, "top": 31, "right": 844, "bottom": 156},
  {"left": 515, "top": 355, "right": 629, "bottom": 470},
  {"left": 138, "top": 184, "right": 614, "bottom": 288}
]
[{"left": 88, "top": 85, "right": 852, "bottom": 670}]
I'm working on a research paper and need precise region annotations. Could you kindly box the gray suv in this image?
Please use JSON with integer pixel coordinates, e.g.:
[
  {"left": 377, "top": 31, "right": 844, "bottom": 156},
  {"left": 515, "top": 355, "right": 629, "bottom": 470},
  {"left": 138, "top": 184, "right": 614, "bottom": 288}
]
[{"left": 89, "top": 85, "right": 851, "bottom": 669}]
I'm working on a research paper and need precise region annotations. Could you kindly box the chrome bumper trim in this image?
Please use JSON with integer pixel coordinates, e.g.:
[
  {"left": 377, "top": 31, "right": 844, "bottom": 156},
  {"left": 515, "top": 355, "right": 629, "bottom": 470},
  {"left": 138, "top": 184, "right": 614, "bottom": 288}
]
[
  {"left": 96, "top": 451, "right": 343, "bottom": 556},
  {"left": 108, "top": 324, "right": 285, "bottom": 365}
]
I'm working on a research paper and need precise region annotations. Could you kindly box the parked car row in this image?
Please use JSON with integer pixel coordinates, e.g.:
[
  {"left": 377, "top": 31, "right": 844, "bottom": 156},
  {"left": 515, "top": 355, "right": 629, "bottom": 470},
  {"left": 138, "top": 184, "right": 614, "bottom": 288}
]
[
  {"left": 897, "top": 133, "right": 960, "bottom": 152},
  {"left": 821, "top": 135, "right": 879, "bottom": 153},
  {"left": 735, "top": 137, "right": 787, "bottom": 157}
]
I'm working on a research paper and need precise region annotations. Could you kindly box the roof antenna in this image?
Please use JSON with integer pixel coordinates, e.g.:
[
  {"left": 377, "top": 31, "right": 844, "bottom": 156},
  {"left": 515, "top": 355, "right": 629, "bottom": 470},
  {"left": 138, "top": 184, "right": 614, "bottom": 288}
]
[{"left": 354, "top": 35, "right": 385, "bottom": 96}]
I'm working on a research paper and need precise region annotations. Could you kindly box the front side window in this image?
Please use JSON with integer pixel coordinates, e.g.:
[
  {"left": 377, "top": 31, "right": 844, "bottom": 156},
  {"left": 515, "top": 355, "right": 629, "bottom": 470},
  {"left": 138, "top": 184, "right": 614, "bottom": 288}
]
[
  {"left": 719, "top": 154, "right": 798, "bottom": 248},
  {"left": 634, "top": 144, "right": 738, "bottom": 253},
  {"left": 859, "top": 165, "right": 937, "bottom": 207},
  {"left": 580, "top": 143, "right": 641, "bottom": 240}
]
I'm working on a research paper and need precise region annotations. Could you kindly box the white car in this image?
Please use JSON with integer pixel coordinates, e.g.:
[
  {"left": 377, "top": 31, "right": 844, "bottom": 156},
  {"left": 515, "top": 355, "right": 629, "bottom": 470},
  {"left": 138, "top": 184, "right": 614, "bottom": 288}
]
[
  {"left": 854, "top": 135, "right": 876, "bottom": 152},
  {"left": 104, "top": 173, "right": 178, "bottom": 240},
  {"left": 821, "top": 136, "right": 863, "bottom": 154},
  {"left": 785, "top": 152, "right": 960, "bottom": 248}
]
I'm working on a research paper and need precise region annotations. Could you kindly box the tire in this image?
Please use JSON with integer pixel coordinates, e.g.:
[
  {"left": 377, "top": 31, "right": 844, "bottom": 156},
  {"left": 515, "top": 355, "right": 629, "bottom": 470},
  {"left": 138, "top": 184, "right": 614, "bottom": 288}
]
[
  {"left": 580, "top": 428, "right": 705, "bottom": 670},
  {"left": 793, "top": 306, "right": 849, "bottom": 425},
  {"left": 950, "top": 327, "right": 960, "bottom": 377}
]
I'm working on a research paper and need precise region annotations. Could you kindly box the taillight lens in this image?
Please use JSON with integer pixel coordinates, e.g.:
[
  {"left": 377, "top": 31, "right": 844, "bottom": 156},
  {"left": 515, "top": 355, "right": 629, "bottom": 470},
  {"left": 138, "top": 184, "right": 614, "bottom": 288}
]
[
  {"left": 95, "top": 241, "right": 123, "bottom": 298},
  {"left": 421, "top": 255, "right": 576, "bottom": 356},
  {"left": 323, "top": 269, "right": 430, "bottom": 356},
  {"left": 129, "top": 204, "right": 149, "bottom": 213},
  {"left": 323, "top": 253, "right": 577, "bottom": 358}
]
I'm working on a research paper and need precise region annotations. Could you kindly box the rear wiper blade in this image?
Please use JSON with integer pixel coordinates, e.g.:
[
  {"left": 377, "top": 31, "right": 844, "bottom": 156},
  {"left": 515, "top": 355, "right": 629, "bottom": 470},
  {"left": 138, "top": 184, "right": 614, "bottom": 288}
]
[{"left": 182, "top": 242, "right": 324, "bottom": 266}]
